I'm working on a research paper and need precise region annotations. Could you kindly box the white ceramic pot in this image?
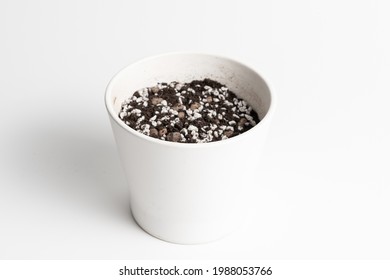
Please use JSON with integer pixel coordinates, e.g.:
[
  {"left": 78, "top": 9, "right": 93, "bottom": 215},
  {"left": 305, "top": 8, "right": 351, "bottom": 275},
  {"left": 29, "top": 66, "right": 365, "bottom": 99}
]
[{"left": 105, "top": 53, "right": 275, "bottom": 244}]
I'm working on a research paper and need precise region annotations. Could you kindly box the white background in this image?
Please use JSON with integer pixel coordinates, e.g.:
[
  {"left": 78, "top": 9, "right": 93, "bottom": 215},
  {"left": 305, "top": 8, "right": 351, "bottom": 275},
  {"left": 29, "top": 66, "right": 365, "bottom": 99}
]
[{"left": 0, "top": 0, "right": 389, "bottom": 259}]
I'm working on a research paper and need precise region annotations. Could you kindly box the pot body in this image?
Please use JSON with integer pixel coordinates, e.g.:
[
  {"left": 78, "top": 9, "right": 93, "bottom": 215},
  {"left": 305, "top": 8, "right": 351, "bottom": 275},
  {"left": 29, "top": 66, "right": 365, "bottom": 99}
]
[{"left": 105, "top": 53, "right": 274, "bottom": 244}]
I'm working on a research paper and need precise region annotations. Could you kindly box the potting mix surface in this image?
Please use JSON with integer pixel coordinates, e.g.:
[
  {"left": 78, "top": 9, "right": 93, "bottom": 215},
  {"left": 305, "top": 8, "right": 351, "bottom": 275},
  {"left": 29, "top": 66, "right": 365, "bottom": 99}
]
[{"left": 118, "top": 79, "right": 260, "bottom": 143}]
